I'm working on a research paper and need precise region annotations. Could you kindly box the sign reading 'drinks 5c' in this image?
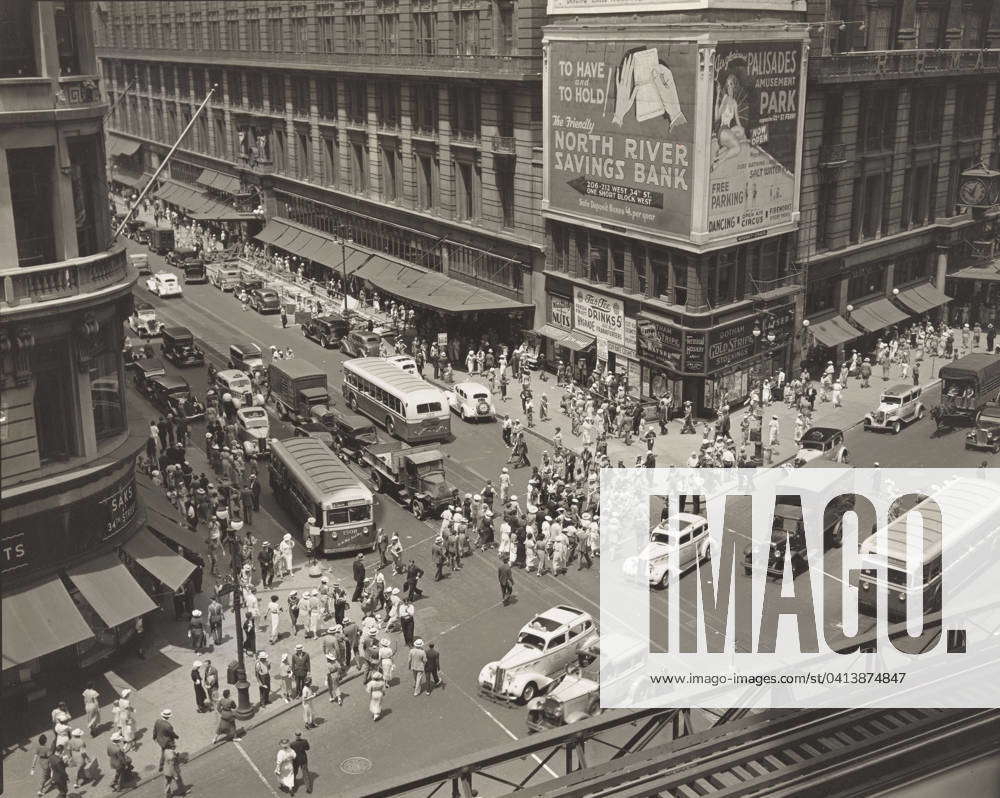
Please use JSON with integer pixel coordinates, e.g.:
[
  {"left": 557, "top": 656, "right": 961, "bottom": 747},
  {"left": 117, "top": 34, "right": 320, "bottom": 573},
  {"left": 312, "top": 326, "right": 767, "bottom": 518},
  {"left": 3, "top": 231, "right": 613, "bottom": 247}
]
[{"left": 599, "top": 468, "right": 1000, "bottom": 709}]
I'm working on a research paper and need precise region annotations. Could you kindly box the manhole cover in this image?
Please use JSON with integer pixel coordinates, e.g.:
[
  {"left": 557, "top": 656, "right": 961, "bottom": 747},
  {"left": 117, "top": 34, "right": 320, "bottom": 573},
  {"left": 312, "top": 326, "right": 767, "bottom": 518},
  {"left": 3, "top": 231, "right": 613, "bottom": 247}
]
[{"left": 341, "top": 756, "right": 372, "bottom": 775}]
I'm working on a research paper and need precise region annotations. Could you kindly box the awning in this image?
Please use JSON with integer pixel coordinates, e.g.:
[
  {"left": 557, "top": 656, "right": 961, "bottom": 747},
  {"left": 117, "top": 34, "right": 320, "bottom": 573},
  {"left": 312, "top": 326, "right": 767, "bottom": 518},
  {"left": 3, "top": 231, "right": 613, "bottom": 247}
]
[
  {"left": 951, "top": 263, "right": 1000, "bottom": 282},
  {"left": 344, "top": 249, "right": 373, "bottom": 274},
  {"left": 254, "top": 220, "right": 284, "bottom": 246},
  {"left": 849, "top": 297, "right": 909, "bottom": 333},
  {"left": 894, "top": 282, "right": 952, "bottom": 315},
  {"left": 354, "top": 257, "right": 532, "bottom": 313},
  {"left": 535, "top": 323, "right": 572, "bottom": 342},
  {"left": 533, "top": 323, "right": 596, "bottom": 352},
  {"left": 808, "top": 315, "right": 860, "bottom": 348},
  {"left": 123, "top": 528, "right": 196, "bottom": 592},
  {"left": 196, "top": 169, "right": 243, "bottom": 196},
  {"left": 108, "top": 134, "right": 142, "bottom": 159},
  {"left": 67, "top": 553, "right": 157, "bottom": 629},
  {"left": 296, "top": 233, "right": 328, "bottom": 263},
  {"left": 113, "top": 169, "right": 145, "bottom": 189},
  {"left": 2, "top": 577, "right": 94, "bottom": 670},
  {"left": 253, "top": 218, "right": 344, "bottom": 266}
]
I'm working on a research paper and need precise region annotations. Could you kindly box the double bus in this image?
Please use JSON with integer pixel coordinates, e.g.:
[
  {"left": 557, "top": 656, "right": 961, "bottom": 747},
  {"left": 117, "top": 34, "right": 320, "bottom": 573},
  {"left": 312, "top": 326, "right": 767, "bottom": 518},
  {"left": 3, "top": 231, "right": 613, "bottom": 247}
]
[
  {"left": 268, "top": 436, "right": 376, "bottom": 555},
  {"left": 858, "top": 477, "right": 999, "bottom": 619},
  {"left": 342, "top": 357, "right": 451, "bottom": 443}
]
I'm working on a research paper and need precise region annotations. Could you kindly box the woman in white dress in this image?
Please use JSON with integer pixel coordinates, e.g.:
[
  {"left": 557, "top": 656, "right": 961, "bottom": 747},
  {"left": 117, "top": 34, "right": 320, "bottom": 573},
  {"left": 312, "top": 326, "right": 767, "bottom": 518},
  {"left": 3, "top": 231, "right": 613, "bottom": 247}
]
[{"left": 274, "top": 739, "right": 296, "bottom": 793}]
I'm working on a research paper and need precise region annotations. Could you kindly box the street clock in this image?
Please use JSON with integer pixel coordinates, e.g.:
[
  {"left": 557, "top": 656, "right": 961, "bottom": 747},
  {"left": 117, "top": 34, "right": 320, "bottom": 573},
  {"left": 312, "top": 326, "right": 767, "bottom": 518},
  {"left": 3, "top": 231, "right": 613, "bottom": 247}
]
[{"left": 958, "top": 166, "right": 1000, "bottom": 208}]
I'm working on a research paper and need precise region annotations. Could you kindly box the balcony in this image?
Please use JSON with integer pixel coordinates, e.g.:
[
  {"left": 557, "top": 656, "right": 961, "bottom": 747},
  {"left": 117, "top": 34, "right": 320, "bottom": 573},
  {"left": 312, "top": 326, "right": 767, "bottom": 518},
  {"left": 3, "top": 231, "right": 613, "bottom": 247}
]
[
  {"left": 238, "top": 153, "right": 274, "bottom": 174},
  {"left": 96, "top": 46, "right": 543, "bottom": 81},
  {"left": 818, "top": 143, "right": 847, "bottom": 168},
  {"left": 492, "top": 135, "right": 516, "bottom": 154},
  {"left": 1, "top": 246, "right": 132, "bottom": 314},
  {"left": 0, "top": 74, "right": 104, "bottom": 115},
  {"left": 748, "top": 270, "right": 804, "bottom": 300},
  {"left": 811, "top": 48, "right": 1000, "bottom": 83}
]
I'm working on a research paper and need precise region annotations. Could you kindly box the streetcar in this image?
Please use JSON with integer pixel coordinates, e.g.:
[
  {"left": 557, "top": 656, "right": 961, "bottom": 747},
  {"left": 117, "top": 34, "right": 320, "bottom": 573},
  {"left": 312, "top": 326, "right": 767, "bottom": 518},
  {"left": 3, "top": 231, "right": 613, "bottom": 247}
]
[
  {"left": 268, "top": 436, "right": 377, "bottom": 555},
  {"left": 858, "top": 477, "right": 999, "bottom": 620},
  {"left": 342, "top": 357, "right": 451, "bottom": 443}
]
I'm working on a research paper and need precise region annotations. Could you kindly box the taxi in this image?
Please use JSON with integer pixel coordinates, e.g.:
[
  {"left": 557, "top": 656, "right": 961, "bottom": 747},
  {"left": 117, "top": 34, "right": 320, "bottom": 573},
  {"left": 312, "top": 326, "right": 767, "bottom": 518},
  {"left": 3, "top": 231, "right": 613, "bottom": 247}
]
[{"left": 478, "top": 605, "right": 598, "bottom": 703}]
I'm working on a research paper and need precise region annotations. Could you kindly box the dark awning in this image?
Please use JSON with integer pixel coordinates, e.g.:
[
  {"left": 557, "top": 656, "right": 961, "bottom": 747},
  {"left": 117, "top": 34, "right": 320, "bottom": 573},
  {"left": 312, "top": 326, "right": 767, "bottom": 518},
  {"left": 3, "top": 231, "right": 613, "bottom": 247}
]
[
  {"left": 123, "top": 528, "right": 195, "bottom": 591},
  {"left": 849, "top": 297, "right": 909, "bottom": 333},
  {"left": 196, "top": 169, "right": 243, "bottom": 196},
  {"left": 534, "top": 323, "right": 571, "bottom": 342},
  {"left": 354, "top": 258, "right": 532, "bottom": 314},
  {"left": 67, "top": 553, "right": 157, "bottom": 629},
  {"left": 951, "top": 262, "right": 1000, "bottom": 282},
  {"left": 344, "top": 249, "right": 374, "bottom": 274},
  {"left": 254, "top": 220, "right": 284, "bottom": 246},
  {"left": 2, "top": 576, "right": 94, "bottom": 671},
  {"left": 533, "top": 323, "right": 596, "bottom": 352},
  {"left": 108, "top": 134, "right": 142, "bottom": 158},
  {"left": 113, "top": 169, "right": 145, "bottom": 189},
  {"left": 808, "top": 315, "right": 859, "bottom": 348},
  {"left": 894, "top": 282, "right": 952, "bottom": 315}
]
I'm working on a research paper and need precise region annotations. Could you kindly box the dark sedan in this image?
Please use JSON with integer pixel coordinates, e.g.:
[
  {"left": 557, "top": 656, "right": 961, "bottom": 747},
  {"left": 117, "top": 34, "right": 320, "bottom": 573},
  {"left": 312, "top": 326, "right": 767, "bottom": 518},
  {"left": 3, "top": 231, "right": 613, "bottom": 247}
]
[{"left": 249, "top": 288, "right": 282, "bottom": 314}]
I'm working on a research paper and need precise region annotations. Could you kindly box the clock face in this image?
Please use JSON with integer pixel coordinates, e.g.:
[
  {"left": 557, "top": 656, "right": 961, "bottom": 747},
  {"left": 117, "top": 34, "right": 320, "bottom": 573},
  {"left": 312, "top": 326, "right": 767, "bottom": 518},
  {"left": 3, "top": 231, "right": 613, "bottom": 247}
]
[{"left": 959, "top": 177, "right": 989, "bottom": 206}]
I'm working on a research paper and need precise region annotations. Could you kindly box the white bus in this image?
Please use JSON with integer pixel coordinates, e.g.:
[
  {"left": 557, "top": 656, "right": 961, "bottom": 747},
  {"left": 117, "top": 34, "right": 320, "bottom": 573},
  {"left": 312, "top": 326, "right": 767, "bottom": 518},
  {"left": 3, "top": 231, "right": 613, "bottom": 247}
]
[
  {"left": 268, "top": 436, "right": 376, "bottom": 555},
  {"left": 342, "top": 357, "right": 451, "bottom": 443}
]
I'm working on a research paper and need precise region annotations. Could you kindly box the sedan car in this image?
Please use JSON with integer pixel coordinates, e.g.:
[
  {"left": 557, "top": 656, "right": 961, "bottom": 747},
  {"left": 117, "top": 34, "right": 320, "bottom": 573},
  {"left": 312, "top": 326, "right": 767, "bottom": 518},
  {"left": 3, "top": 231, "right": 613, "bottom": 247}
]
[
  {"left": 967, "top": 403, "right": 1000, "bottom": 453},
  {"left": 147, "top": 375, "right": 206, "bottom": 422},
  {"left": 622, "top": 512, "right": 711, "bottom": 589},
  {"left": 794, "top": 426, "right": 850, "bottom": 467},
  {"left": 236, "top": 406, "right": 271, "bottom": 458},
  {"left": 292, "top": 421, "right": 337, "bottom": 451},
  {"left": 446, "top": 381, "right": 495, "bottom": 422},
  {"left": 249, "top": 288, "right": 282, "bottom": 314},
  {"left": 479, "top": 606, "right": 599, "bottom": 703},
  {"left": 128, "top": 300, "right": 162, "bottom": 338},
  {"left": 146, "top": 272, "right": 183, "bottom": 297}
]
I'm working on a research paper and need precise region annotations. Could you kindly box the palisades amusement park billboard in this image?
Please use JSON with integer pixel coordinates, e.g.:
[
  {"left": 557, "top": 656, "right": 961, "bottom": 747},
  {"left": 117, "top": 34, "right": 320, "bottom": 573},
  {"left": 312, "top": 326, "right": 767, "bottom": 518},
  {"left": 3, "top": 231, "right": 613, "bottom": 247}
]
[{"left": 545, "top": 35, "right": 806, "bottom": 249}]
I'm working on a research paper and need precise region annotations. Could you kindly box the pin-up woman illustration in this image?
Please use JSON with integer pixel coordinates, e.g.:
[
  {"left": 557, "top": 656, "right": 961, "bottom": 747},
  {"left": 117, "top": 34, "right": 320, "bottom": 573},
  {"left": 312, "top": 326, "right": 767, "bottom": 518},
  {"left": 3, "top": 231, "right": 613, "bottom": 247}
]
[{"left": 712, "top": 62, "right": 749, "bottom": 169}]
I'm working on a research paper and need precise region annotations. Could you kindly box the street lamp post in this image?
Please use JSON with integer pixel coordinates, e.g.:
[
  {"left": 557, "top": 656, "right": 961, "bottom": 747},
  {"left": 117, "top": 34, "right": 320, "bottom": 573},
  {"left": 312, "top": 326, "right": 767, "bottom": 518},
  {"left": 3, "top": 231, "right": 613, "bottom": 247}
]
[
  {"left": 338, "top": 224, "right": 350, "bottom": 316},
  {"left": 227, "top": 521, "right": 255, "bottom": 720}
]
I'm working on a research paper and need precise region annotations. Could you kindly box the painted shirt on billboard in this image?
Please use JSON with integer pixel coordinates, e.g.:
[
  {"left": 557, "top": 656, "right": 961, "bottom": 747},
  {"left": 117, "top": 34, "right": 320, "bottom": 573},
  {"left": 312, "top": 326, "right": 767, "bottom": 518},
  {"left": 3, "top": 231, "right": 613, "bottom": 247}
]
[
  {"left": 708, "top": 42, "right": 801, "bottom": 241},
  {"left": 548, "top": 40, "right": 697, "bottom": 237}
]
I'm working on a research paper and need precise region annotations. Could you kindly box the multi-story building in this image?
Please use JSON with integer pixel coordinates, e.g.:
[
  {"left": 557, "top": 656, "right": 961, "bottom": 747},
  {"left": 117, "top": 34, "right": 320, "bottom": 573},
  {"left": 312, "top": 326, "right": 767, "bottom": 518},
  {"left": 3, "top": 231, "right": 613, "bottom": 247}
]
[
  {"left": 93, "top": 0, "right": 545, "bottom": 338},
  {"left": 797, "top": 0, "right": 1000, "bottom": 370},
  {"left": 1, "top": 0, "right": 188, "bottom": 706}
]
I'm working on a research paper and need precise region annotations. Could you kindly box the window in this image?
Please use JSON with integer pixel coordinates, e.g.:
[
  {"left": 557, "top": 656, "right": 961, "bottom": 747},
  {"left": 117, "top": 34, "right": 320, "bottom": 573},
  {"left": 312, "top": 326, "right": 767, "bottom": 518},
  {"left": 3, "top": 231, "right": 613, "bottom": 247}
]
[
  {"left": 247, "top": 12, "right": 261, "bottom": 50},
  {"left": 456, "top": 159, "right": 479, "bottom": 221},
  {"left": 547, "top": 633, "right": 566, "bottom": 649},
  {"left": 318, "top": 5, "right": 336, "bottom": 53},
  {"left": 380, "top": 141, "right": 401, "bottom": 202},
  {"left": 806, "top": 276, "right": 837, "bottom": 316},
  {"left": 346, "top": 79, "right": 367, "bottom": 124},
  {"left": 496, "top": 1, "right": 514, "bottom": 56},
  {"left": 904, "top": 163, "right": 936, "bottom": 228},
  {"left": 297, "top": 131, "right": 311, "bottom": 179},
  {"left": 68, "top": 137, "right": 101, "bottom": 257},
  {"left": 649, "top": 249, "right": 669, "bottom": 299},
  {"left": 847, "top": 262, "right": 887, "bottom": 301},
  {"left": 412, "top": 84, "right": 437, "bottom": 134},
  {"left": 672, "top": 253, "right": 689, "bottom": 306},
  {"left": 34, "top": 341, "right": 77, "bottom": 463},
  {"left": 497, "top": 89, "right": 514, "bottom": 137},
  {"left": 207, "top": 11, "right": 221, "bottom": 50},
  {"left": 858, "top": 88, "right": 896, "bottom": 152},
  {"left": 178, "top": 67, "right": 189, "bottom": 97},
  {"left": 149, "top": 15, "right": 159, "bottom": 48},
  {"left": 909, "top": 85, "right": 942, "bottom": 145},
  {"left": 319, "top": 79, "right": 337, "bottom": 119},
  {"left": 215, "top": 117, "right": 227, "bottom": 157},
  {"left": 226, "top": 14, "right": 240, "bottom": 50},
  {"left": 414, "top": 11, "right": 436, "bottom": 55},
  {"left": 851, "top": 173, "right": 889, "bottom": 242},
  {"left": 610, "top": 242, "right": 626, "bottom": 289},
  {"left": 589, "top": 234, "right": 608, "bottom": 283},
  {"left": 711, "top": 250, "right": 739, "bottom": 305},
  {"left": 377, "top": 81, "right": 400, "bottom": 129},
  {"left": 291, "top": 6, "right": 307, "bottom": 52},
  {"left": 377, "top": 12, "right": 398, "bottom": 54},
  {"left": 963, "top": 1, "right": 990, "bottom": 48},
  {"left": 452, "top": 86, "right": 480, "bottom": 140},
  {"left": 294, "top": 77, "right": 310, "bottom": 116},
  {"left": 323, "top": 136, "right": 339, "bottom": 185},
  {"left": 894, "top": 253, "right": 931, "bottom": 286},
  {"left": 346, "top": 8, "right": 364, "bottom": 54},
  {"left": 351, "top": 140, "right": 368, "bottom": 192},
  {"left": 956, "top": 83, "right": 987, "bottom": 139},
  {"left": 247, "top": 73, "right": 263, "bottom": 109},
  {"left": 270, "top": 74, "right": 286, "bottom": 113},
  {"left": 415, "top": 150, "right": 436, "bottom": 210},
  {"left": 267, "top": 9, "right": 283, "bottom": 52},
  {"left": 8, "top": 147, "right": 56, "bottom": 267},
  {"left": 915, "top": 4, "right": 943, "bottom": 49},
  {"left": 496, "top": 156, "right": 514, "bottom": 229},
  {"left": 454, "top": 10, "right": 479, "bottom": 56},
  {"left": 631, "top": 243, "right": 647, "bottom": 295},
  {"left": 274, "top": 128, "right": 287, "bottom": 172},
  {"left": 91, "top": 344, "right": 125, "bottom": 441},
  {"left": 865, "top": 3, "right": 896, "bottom": 50},
  {"left": 53, "top": 1, "right": 81, "bottom": 76},
  {"left": 190, "top": 11, "right": 203, "bottom": 48},
  {"left": 815, "top": 178, "right": 836, "bottom": 251}
]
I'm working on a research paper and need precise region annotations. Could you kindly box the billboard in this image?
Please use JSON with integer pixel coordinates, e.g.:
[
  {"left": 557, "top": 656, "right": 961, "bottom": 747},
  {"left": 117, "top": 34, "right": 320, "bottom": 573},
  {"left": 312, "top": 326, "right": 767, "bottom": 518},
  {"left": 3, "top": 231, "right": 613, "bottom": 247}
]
[
  {"left": 574, "top": 287, "right": 626, "bottom": 345},
  {"left": 706, "top": 42, "right": 803, "bottom": 242},
  {"left": 547, "top": 39, "right": 698, "bottom": 240}
]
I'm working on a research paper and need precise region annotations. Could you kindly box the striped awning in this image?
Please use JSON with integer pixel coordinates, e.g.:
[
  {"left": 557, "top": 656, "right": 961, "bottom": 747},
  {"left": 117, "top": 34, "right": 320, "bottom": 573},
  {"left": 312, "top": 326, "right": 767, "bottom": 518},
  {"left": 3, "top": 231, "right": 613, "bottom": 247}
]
[{"left": 2, "top": 577, "right": 93, "bottom": 670}]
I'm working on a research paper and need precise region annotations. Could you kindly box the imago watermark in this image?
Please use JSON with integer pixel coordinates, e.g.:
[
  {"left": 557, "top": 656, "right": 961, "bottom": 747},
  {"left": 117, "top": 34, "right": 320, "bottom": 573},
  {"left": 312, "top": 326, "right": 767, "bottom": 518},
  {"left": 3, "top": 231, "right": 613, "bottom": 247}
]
[{"left": 599, "top": 468, "right": 1000, "bottom": 709}]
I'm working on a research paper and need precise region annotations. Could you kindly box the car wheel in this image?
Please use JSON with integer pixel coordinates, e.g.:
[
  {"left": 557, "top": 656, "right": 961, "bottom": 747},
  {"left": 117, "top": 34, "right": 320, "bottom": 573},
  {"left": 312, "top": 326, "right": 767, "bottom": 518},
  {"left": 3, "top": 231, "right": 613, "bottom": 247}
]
[
  {"left": 917, "top": 407, "right": 924, "bottom": 421},
  {"left": 657, "top": 571, "right": 669, "bottom": 590},
  {"left": 892, "top": 421, "right": 901, "bottom": 434},
  {"left": 347, "top": 393, "right": 357, "bottom": 410},
  {"left": 411, "top": 499, "right": 425, "bottom": 520},
  {"left": 965, "top": 443, "right": 973, "bottom": 451},
  {"left": 386, "top": 416, "right": 396, "bottom": 437},
  {"left": 520, "top": 683, "right": 537, "bottom": 703},
  {"left": 460, "top": 408, "right": 468, "bottom": 422},
  {"left": 321, "top": 336, "right": 329, "bottom": 349}
]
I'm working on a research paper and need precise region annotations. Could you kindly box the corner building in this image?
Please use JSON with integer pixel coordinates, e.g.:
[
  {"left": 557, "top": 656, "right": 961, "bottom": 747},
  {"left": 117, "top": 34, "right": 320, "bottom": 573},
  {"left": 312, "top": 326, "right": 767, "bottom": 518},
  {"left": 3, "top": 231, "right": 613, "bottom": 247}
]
[
  {"left": 1, "top": 0, "right": 183, "bottom": 708},
  {"left": 797, "top": 0, "right": 1000, "bottom": 373},
  {"left": 543, "top": 0, "right": 809, "bottom": 415},
  {"left": 93, "top": 0, "right": 546, "bottom": 335}
]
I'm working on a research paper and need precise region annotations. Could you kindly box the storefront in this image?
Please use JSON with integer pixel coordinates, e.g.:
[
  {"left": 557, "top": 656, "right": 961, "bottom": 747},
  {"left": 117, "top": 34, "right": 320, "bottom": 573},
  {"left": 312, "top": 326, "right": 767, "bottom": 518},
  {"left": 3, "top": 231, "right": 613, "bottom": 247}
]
[
  {"left": 638, "top": 302, "right": 796, "bottom": 416},
  {"left": 948, "top": 260, "right": 1000, "bottom": 328}
]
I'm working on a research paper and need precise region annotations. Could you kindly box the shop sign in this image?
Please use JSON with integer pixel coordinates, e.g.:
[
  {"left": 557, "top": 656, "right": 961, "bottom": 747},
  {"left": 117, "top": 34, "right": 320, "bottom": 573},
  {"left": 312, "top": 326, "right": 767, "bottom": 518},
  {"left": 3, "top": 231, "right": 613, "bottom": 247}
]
[
  {"left": 685, "top": 331, "right": 707, "bottom": 373},
  {"left": 762, "top": 302, "right": 796, "bottom": 347},
  {"left": 706, "top": 317, "right": 759, "bottom": 372},
  {"left": 437, "top": 332, "right": 448, "bottom": 350},
  {"left": 636, "top": 315, "right": 683, "bottom": 370},
  {"left": 574, "top": 288, "right": 626, "bottom": 345},
  {"left": 547, "top": 39, "right": 697, "bottom": 241},
  {"left": 1, "top": 466, "right": 139, "bottom": 577},
  {"left": 608, "top": 316, "right": 638, "bottom": 359},
  {"left": 597, "top": 339, "right": 609, "bottom": 361},
  {"left": 706, "top": 42, "right": 804, "bottom": 242},
  {"left": 551, "top": 296, "right": 573, "bottom": 329}
]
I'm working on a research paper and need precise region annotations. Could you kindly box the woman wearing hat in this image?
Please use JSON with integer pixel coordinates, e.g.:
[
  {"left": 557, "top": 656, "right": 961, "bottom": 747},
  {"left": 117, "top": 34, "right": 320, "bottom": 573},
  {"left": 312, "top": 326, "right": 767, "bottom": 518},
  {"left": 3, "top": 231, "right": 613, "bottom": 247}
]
[
  {"left": 378, "top": 637, "right": 396, "bottom": 686},
  {"left": 68, "top": 729, "right": 94, "bottom": 790},
  {"left": 279, "top": 653, "right": 295, "bottom": 703},
  {"left": 274, "top": 738, "right": 296, "bottom": 793},
  {"left": 366, "top": 670, "right": 386, "bottom": 721},
  {"left": 81, "top": 683, "right": 100, "bottom": 738},
  {"left": 300, "top": 676, "right": 316, "bottom": 728},
  {"left": 192, "top": 660, "right": 209, "bottom": 712},
  {"left": 117, "top": 691, "right": 136, "bottom": 751}
]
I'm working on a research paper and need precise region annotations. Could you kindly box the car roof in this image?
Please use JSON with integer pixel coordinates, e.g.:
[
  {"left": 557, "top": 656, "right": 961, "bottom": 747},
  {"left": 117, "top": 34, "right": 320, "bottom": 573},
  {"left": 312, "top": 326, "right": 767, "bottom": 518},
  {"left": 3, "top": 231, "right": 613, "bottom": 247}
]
[
  {"left": 801, "top": 426, "right": 840, "bottom": 441},
  {"left": 218, "top": 369, "right": 250, "bottom": 380},
  {"left": 155, "top": 272, "right": 177, "bottom": 279},
  {"left": 238, "top": 406, "right": 267, "bottom": 417},
  {"left": 150, "top": 375, "right": 189, "bottom": 391},
  {"left": 130, "top": 356, "right": 166, "bottom": 372},
  {"left": 534, "top": 605, "right": 590, "bottom": 628},
  {"left": 881, "top": 384, "right": 914, "bottom": 396},
  {"left": 388, "top": 355, "right": 415, "bottom": 363},
  {"left": 315, "top": 314, "right": 346, "bottom": 324},
  {"left": 330, "top": 407, "right": 374, "bottom": 427},
  {"left": 231, "top": 343, "right": 262, "bottom": 355},
  {"left": 454, "top": 381, "right": 487, "bottom": 392},
  {"left": 162, "top": 325, "right": 192, "bottom": 337},
  {"left": 134, "top": 299, "right": 154, "bottom": 311}
]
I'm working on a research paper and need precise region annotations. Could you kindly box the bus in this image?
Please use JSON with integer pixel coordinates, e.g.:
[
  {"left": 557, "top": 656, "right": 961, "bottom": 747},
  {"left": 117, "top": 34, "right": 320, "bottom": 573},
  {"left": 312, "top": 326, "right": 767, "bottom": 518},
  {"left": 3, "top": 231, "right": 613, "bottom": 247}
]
[
  {"left": 342, "top": 357, "right": 451, "bottom": 443},
  {"left": 268, "top": 436, "right": 376, "bottom": 555},
  {"left": 858, "top": 477, "right": 999, "bottom": 619}
]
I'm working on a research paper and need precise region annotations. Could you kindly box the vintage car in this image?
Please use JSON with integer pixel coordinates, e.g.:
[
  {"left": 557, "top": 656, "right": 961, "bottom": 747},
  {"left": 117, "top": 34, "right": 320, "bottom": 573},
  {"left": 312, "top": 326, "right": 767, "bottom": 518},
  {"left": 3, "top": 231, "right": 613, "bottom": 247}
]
[
  {"left": 526, "top": 638, "right": 647, "bottom": 732},
  {"left": 236, "top": 406, "right": 271, "bottom": 458},
  {"left": 446, "top": 381, "right": 496, "bottom": 422},
  {"left": 214, "top": 369, "right": 255, "bottom": 408},
  {"left": 146, "top": 272, "right": 183, "bottom": 298},
  {"left": 149, "top": 227, "right": 175, "bottom": 255},
  {"left": 128, "top": 300, "right": 162, "bottom": 338},
  {"left": 166, "top": 246, "right": 199, "bottom": 268},
  {"left": 229, "top": 343, "right": 266, "bottom": 377},
  {"left": 863, "top": 384, "right": 925, "bottom": 434},
  {"left": 127, "top": 357, "right": 167, "bottom": 396},
  {"left": 235, "top": 275, "right": 265, "bottom": 296},
  {"left": 249, "top": 287, "right": 282, "bottom": 314},
  {"left": 794, "top": 427, "right": 849, "bottom": 467},
  {"left": 160, "top": 326, "right": 204, "bottom": 366},
  {"left": 318, "top": 406, "right": 378, "bottom": 462},
  {"left": 386, "top": 355, "right": 418, "bottom": 376},
  {"left": 478, "top": 605, "right": 599, "bottom": 703},
  {"left": 292, "top": 420, "right": 337, "bottom": 450},
  {"left": 340, "top": 329, "right": 383, "bottom": 358},
  {"left": 966, "top": 403, "right": 1000, "bottom": 453},
  {"left": 147, "top": 374, "right": 206, "bottom": 422},
  {"left": 302, "top": 313, "right": 350, "bottom": 349},
  {"left": 622, "top": 512, "right": 711, "bottom": 589},
  {"left": 128, "top": 252, "right": 151, "bottom": 276}
]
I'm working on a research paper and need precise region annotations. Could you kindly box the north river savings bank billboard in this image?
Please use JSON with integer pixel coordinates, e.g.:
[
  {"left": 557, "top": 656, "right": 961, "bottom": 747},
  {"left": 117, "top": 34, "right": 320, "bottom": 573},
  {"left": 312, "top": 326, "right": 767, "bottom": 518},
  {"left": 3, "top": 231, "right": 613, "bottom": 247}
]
[{"left": 544, "top": 30, "right": 807, "bottom": 250}]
